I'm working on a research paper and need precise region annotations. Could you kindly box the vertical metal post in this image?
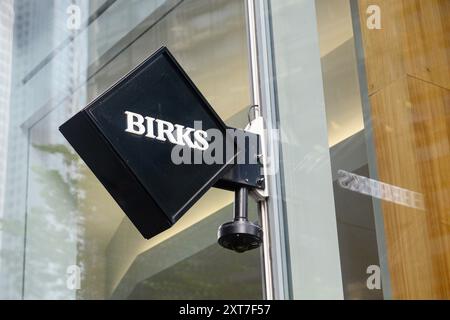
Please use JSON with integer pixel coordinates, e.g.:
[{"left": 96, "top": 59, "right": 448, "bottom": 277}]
[
  {"left": 234, "top": 188, "right": 249, "bottom": 221},
  {"left": 245, "top": 0, "right": 274, "bottom": 300}
]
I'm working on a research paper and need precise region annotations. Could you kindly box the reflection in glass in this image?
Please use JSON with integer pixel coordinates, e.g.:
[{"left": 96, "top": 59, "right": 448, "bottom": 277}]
[
  {"left": 315, "top": 0, "right": 382, "bottom": 299},
  {"left": 317, "top": 0, "right": 450, "bottom": 299},
  {"left": 15, "top": 0, "right": 263, "bottom": 299}
]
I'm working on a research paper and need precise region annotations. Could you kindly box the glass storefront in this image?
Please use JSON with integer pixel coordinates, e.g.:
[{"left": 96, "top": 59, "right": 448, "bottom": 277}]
[
  {"left": 264, "top": 0, "right": 450, "bottom": 299},
  {"left": 1, "top": 0, "right": 263, "bottom": 299},
  {"left": 0, "top": 0, "right": 449, "bottom": 300}
]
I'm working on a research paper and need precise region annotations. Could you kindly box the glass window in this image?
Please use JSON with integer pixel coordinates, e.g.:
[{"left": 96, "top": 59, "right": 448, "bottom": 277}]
[
  {"left": 317, "top": 0, "right": 450, "bottom": 300},
  {"left": 1, "top": 0, "right": 263, "bottom": 299},
  {"left": 265, "top": 0, "right": 450, "bottom": 299},
  {"left": 315, "top": 0, "right": 381, "bottom": 299}
]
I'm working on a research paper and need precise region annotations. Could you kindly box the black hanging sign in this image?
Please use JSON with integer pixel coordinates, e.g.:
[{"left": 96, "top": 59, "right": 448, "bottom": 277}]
[{"left": 59, "top": 47, "right": 240, "bottom": 239}]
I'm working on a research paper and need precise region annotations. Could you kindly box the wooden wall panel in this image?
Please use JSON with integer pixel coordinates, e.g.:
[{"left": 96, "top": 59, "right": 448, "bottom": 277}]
[
  {"left": 359, "top": 0, "right": 450, "bottom": 94},
  {"left": 358, "top": 0, "right": 450, "bottom": 299},
  {"left": 371, "top": 76, "right": 450, "bottom": 298}
]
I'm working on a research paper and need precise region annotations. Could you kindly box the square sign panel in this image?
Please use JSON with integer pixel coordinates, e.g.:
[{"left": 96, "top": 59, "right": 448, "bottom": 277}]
[{"left": 59, "top": 47, "right": 237, "bottom": 239}]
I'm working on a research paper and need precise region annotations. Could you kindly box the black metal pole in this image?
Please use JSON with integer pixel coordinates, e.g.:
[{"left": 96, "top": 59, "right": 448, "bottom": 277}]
[{"left": 234, "top": 187, "right": 248, "bottom": 221}]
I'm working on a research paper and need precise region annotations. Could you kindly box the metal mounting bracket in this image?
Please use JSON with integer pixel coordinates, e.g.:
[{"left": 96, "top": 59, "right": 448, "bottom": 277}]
[
  {"left": 214, "top": 124, "right": 266, "bottom": 192},
  {"left": 245, "top": 115, "right": 269, "bottom": 200},
  {"left": 215, "top": 115, "right": 268, "bottom": 253}
]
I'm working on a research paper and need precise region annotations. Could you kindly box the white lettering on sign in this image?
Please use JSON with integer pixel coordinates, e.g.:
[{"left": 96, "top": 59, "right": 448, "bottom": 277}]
[{"left": 124, "top": 111, "right": 209, "bottom": 151}]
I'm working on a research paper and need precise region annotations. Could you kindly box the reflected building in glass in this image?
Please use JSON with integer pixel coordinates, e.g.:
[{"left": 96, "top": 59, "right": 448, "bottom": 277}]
[
  {"left": 0, "top": 0, "right": 449, "bottom": 300},
  {"left": 1, "top": 0, "right": 89, "bottom": 298},
  {"left": 1, "top": 0, "right": 262, "bottom": 300},
  {"left": 0, "top": 0, "right": 14, "bottom": 260}
]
